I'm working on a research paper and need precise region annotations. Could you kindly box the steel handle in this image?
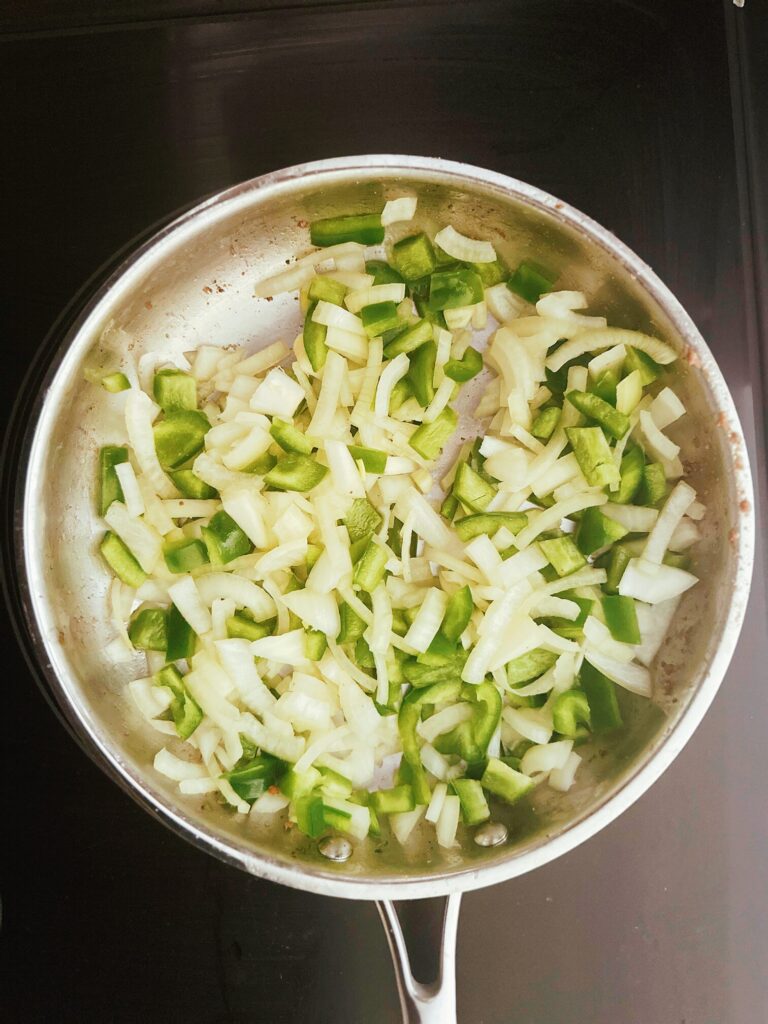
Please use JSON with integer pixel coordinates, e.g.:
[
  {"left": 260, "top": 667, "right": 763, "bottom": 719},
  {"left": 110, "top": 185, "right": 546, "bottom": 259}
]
[{"left": 376, "top": 893, "right": 462, "bottom": 1024}]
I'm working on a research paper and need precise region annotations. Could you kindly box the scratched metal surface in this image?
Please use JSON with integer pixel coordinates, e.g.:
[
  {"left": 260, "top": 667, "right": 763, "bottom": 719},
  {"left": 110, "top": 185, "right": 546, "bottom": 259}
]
[{"left": 1, "top": 1, "right": 767, "bottom": 1022}]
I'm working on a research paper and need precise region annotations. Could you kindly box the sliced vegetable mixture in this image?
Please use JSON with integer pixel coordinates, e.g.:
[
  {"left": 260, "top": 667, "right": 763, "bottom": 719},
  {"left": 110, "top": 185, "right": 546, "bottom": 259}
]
[{"left": 94, "top": 195, "right": 704, "bottom": 850}]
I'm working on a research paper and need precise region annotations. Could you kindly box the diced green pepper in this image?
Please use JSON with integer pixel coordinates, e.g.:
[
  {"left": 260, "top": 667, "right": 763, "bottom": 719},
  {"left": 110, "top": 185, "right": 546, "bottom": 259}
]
[
  {"left": 551, "top": 689, "right": 591, "bottom": 738},
  {"left": 153, "top": 410, "right": 210, "bottom": 469},
  {"left": 202, "top": 510, "right": 254, "bottom": 564},
  {"left": 429, "top": 268, "right": 484, "bottom": 310},
  {"left": 303, "top": 300, "right": 328, "bottom": 371},
  {"left": 417, "top": 631, "right": 459, "bottom": 666},
  {"left": 408, "top": 407, "right": 458, "bottom": 460},
  {"left": 344, "top": 497, "right": 383, "bottom": 543},
  {"left": 128, "top": 607, "right": 167, "bottom": 652},
  {"left": 295, "top": 793, "right": 327, "bottom": 837},
  {"left": 591, "top": 369, "right": 619, "bottom": 407},
  {"left": 507, "top": 260, "right": 557, "bottom": 303},
  {"left": 538, "top": 536, "right": 586, "bottom": 577},
  {"left": 480, "top": 757, "right": 534, "bottom": 805},
  {"left": 565, "top": 426, "right": 620, "bottom": 488},
  {"left": 100, "top": 371, "right": 131, "bottom": 393},
  {"left": 348, "top": 445, "right": 388, "bottom": 473},
  {"left": 453, "top": 462, "right": 496, "bottom": 512},
  {"left": 444, "top": 346, "right": 483, "bottom": 383},
  {"left": 383, "top": 318, "right": 433, "bottom": 358},
  {"left": 391, "top": 233, "right": 437, "bottom": 282},
  {"left": 280, "top": 766, "right": 321, "bottom": 799},
  {"left": 624, "top": 345, "right": 662, "bottom": 385},
  {"left": 163, "top": 537, "right": 209, "bottom": 574},
  {"left": 576, "top": 506, "right": 629, "bottom": 556},
  {"left": 226, "top": 612, "right": 276, "bottom": 642},
  {"left": 355, "top": 636, "right": 377, "bottom": 669},
  {"left": 349, "top": 534, "right": 372, "bottom": 564},
  {"left": 169, "top": 470, "right": 218, "bottom": 499},
  {"left": 637, "top": 462, "right": 668, "bottom": 506},
  {"left": 464, "top": 680, "right": 502, "bottom": 758},
  {"left": 453, "top": 778, "right": 491, "bottom": 825},
  {"left": 454, "top": 511, "right": 527, "bottom": 541},
  {"left": 398, "top": 679, "right": 462, "bottom": 765},
  {"left": 604, "top": 541, "right": 634, "bottom": 594},
  {"left": 566, "top": 390, "right": 630, "bottom": 440},
  {"left": 352, "top": 540, "right": 388, "bottom": 593},
  {"left": 396, "top": 759, "right": 432, "bottom": 805},
  {"left": 414, "top": 290, "right": 447, "bottom": 327},
  {"left": 245, "top": 451, "right": 278, "bottom": 475},
  {"left": 613, "top": 446, "right": 645, "bottom": 505},
  {"left": 310, "top": 213, "right": 383, "bottom": 247},
  {"left": 440, "top": 585, "right": 474, "bottom": 643},
  {"left": 270, "top": 418, "right": 314, "bottom": 455},
  {"left": 440, "top": 492, "right": 459, "bottom": 520},
  {"left": 580, "top": 661, "right": 623, "bottom": 732},
  {"left": 155, "top": 664, "right": 203, "bottom": 739},
  {"left": 408, "top": 341, "right": 436, "bottom": 406},
  {"left": 337, "top": 601, "right": 367, "bottom": 644},
  {"left": 264, "top": 454, "right": 328, "bottom": 492},
  {"left": 308, "top": 275, "right": 348, "bottom": 306},
  {"left": 153, "top": 369, "right": 198, "bottom": 412},
  {"left": 371, "top": 784, "right": 415, "bottom": 815},
  {"left": 305, "top": 628, "right": 328, "bottom": 661},
  {"left": 99, "top": 531, "right": 146, "bottom": 588},
  {"left": 166, "top": 602, "right": 197, "bottom": 661},
  {"left": 222, "top": 753, "right": 284, "bottom": 802},
  {"left": 506, "top": 648, "right": 558, "bottom": 686},
  {"left": 530, "top": 406, "right": 561, "bottom": 441},
  {"left": 468, "top": 258, "right": 508, "bottom": 287},
  {"left": 389, "top": 377, "right": 413, "bottom": 412},
  {"left": 602, "top": 595, "right": 641, "bottom": 644},
  {"left": 366, "top": 259, "right": 404, "bottom": 286},
  {"left": 361, "top": 301, "right": 402, "bottom": 339},
  {"left": 98, "top": 445, "right": 128, "bottom": 516}
]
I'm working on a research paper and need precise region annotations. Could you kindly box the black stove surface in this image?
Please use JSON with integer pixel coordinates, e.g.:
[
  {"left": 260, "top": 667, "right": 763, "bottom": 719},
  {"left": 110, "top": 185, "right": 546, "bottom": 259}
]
[{"left": 1, "top": 2, "right": 767, "bottom": 1022}]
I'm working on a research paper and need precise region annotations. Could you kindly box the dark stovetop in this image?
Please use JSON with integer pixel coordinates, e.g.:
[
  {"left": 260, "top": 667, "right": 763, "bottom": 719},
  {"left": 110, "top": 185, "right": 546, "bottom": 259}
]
[{"left": 1, "top": 2, "right": 767, "bottom": 1022}]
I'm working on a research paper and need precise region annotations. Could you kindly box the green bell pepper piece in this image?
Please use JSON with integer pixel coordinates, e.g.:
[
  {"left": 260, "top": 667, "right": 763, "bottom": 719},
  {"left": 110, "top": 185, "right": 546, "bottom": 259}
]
[
  {"left": 371, "top": 784, "right": 415, "bottom": 815},
  {"left": 344, "top": 497, "right": 383, "bottom": 542},
  {"left": 417, "top": 631, "right": 459, "bottom": 666},
  {"left": 576, "top": 506, "right": 629, "bottom": 556},
  {"left": 464, "top": 680, "right": 502, "bottom": 758},
  {"left": 480, "top": 757, "right": 534, "bottom": 804},
  {"left": 308, "top": 275, "right": 347, "bottom": 306},
  {"left": 453, "top": 778, "right": 491, "bottom": 826},
  {"left": 391, "top": 233, "right": 437, "bottom": 282},
  {"left": 98, "top": 445, "right": 128, "bottom": 516},
  {"left": 429, "top": 268, "right": 484, "bottom": 310},
  {"left": 444, "top": 346, "right": 483, "bottom": 383},
  {"left": 155, "top": 664, "right": 203, "bottom": 740},
  {"left": 602, "top": 595, "right": 641, "bottom": 644},
  {"left": 565, "top": 426, "right": 621, "bottom": 488},
  {"left": 394, "top": 759, "right": 432, "bottom": 805},
  {"left": 201, "top": 510, "right": 253, "bottom": 565},
  {"left": 280, "top": 766, "right": 322, "bottom": 799},
  {"left": 337, "top": 601, "right": 367, "bottom": 644},
  {"left": 580, "top": 660, "right": 623, "bottom": 732},
  {"left": 270, "top": 418, "right": 314, "bottom": 455},
  {"left": 440, "top": 492, "right": 459, "bottom": 521},
  {"left": 440, "top": 585, "right": 473, "bottom": 642},
  {"left": 530, "top": 405, "right": 561, "bottom": 441},
  {"left": 566, "top": 390, "right": 630, "bottom": 440},
  {"left": 264, "top": 454, "right": 328, "bottom": 492},
  {"left": 349, "top": 534, "right": 372, "bottom": 564},
  {"left": 507, "top": 260, "right": 557, "bottom": 303},
  {"left": 551, "top": 689, "right": 591, "bottom": 738},
  {"left": 398, "top": 679, "right": 462, "bottom": 765},
  {"left": 166, "top": 602, "right": 197, "bottom": 661},
  {"left": 128, "top": 607, "right": 167, "bottom": 652},
  {"left": 383, "top": 318, "right": 433, "bottom": 358},
  {"left": 245, "top": 451, "right": 278, "bottom": 475},
  {"left": 355, "top": 636, "right": 376, "bottom": 669},
  {"left": 506, "top": 648, "right": 558, "bottom": 687},
  {"left": 408, "top": 407, "right": 458, "bottom": 460},
  {"left": 352, "top": 540, "right": 388, "bottom": 593},
  {"left": 408, "top": 340, "right": 436, "bottom": 406},
  {"left": 295, "top": 793, "right": 327, "bottom": 837},
  {"left": 538, "top": 536, "right": 586, "bottom": 577},
  {"left": 366, "top": 259, "right": 404, "bottom": 285},
  {"left": 453, "top": 462, "right": 496, "bottom": 512},
  {"left": 637, "top": 462, "right": 668, "bottom": 506},
  {"left": 624, "top": 345, "right": 662, "bottom": 384},
  {"left": 222, "top": 753, "right": 284, "bottom": 802},
  {"left": 468, "top": 258, "right": 508, "bottom": 287},
  {"left": 591, "top": 368, "right": 619, "bottom": 406},
  {"left": 99, "top": 531, "right": 146, "bottom": 588},
  {"left": 305, "top": 628, "right": 328, "bottom": 661},
  {"left": 169, "top": 470, "right": 218, "bottom": 499},
  {"left": 100, "top": 371, "right": 131, "bottom": 393},
  {"left": 389, "top": 376, "right": 414, "bottom": 412},
  {"left": 310, "top": 213, "right": 383, "bottom": 247},
  {"left": 361, "top": 300, "right": 402, "bottom": 339},
  {"left": 153, "top": 369, "right": 197, "bottom": 412},
  {"left": 153, "top": 410, "right": 210, "bottom": 469},
  {"left": 348, "top": 445, "right": 388, "bottom": 474},
  {"left": 454, "top": 511, "right": 527, "bottom": 541},
  {"left": 613, "top": 446, "right": 645, "bottom": 505},
  {"left": 226, "top": 612, "right": 276, "bottom": 642},
  {"left": 163, "top": 538, "right": 209, "bottom": 574},
  {"left": 303, "top": 300, "right": 328, "bottom": 371}
]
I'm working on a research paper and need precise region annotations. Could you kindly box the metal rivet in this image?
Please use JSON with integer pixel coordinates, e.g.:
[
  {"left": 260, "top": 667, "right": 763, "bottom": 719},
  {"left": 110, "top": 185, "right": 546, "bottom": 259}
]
[
  {"left": 474, "top": 822, "right": 508, "bottom": 848},
  {"left": 318, "top": 836, "right": 353, "bottom": 862}
]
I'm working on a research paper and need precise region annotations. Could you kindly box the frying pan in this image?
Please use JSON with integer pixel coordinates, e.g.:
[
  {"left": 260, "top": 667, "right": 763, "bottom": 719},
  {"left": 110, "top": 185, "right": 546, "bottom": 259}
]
[{"left": 10, "top": 156, "right": 754, "bottom": 1022}]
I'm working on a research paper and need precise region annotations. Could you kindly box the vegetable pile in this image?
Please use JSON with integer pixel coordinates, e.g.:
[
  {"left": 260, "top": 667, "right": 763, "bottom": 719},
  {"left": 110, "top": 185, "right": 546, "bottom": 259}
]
[{"left": 94, "top": 195, "right": 704, "bottom": 850}]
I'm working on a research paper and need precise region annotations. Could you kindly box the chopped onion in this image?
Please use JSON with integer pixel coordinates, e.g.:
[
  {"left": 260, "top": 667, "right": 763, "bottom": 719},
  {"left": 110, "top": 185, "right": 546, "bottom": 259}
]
[
  {"left": 502, "top": 706, "right": 553, "bottom": 744},
  {"left": 545, "top": 328, "right": 677, "bottom": 373},
  {"left": 512, "top": 490, "right": 606, "bottom": 551},
  {"left": 584, "top": 651, "right": 651, "bottom": 697},
  {"left": 195, "top": 573, "right": 275, "bottom": 620},
  {"left": 104, "top": 502, "right": 162, "bottom": 573},
  {"left": 639, "top": 410, "right": 680, "bottom": 462},
  {"left": 434, "top": 225, "right": 496, "bottom": 263},
  {"left": 521, "top": 739, "right": 573, "bottom": 775},
  {"left": 436, "top": 794, "right": 461, "bottom": 848},
  {"left": 281, "top": 588, "right": 340, "bottom": 636},
  {"left": 381, "top": 196, "right": 417, "bottom": 225},
  {"left": 215, "top": 638, "right": 276, "bottom": 715},
  {"left": 643, "top": 481, "right": 696, "bottom": 564},
  {"left": 324, "top": 440, "right": 366, "bottom": 498},
  {"left": 114, "top": 461, "right": 145, "bottom": 518},
  {"left": 602, "top": 503, "right": 658, "bottom": 533},
  {"left": 549, "top": 751, "right": 582, "bottom": 792},
  {"left": 250, "top": 367, "right": 305, "bottom": 417},
  {"left": 403, "top": 588, "right": 448, "bottom": 652},
  {"left": 425, "top": 781, "right": 448, "bottom": 823},
  {"left": 154, "top": 748, "right": 208, "bottom": 782},
  {"left": 345, "top": 283, "right": 406, "bottom": 314},
  {"left": 124, "top": 390, "right": 176, "bottom": 498},
  {"left": 649, "top": 387, "right": 686, "bottom": 429},
  {"left": 418, "top": 702, "right": 474, "bottom": 743},
  {"left": 634, "top": 597, "right": 681, "bottom": 666}
]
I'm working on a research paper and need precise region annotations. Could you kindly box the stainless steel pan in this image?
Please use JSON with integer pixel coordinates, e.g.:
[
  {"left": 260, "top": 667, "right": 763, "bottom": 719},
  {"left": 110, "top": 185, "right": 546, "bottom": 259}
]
[{"left": 15, "top": 156, "right": 754, "bottom": 1022}]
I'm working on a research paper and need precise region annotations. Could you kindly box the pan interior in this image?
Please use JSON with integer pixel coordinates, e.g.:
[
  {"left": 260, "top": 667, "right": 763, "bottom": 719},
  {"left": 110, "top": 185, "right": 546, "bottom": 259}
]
[{"left": 23, "top": 159, "right": 751, "bottom": 896}]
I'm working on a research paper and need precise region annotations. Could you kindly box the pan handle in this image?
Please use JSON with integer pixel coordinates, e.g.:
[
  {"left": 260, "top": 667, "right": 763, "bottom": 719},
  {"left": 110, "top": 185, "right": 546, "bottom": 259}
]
[{"left": 376, "top": 893, "right": 462, "bottom": 1024}]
